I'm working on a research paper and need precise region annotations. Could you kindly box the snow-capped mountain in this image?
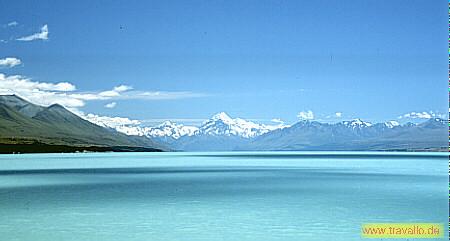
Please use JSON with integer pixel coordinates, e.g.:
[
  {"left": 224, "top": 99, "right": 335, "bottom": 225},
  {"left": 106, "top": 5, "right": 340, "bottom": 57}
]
[
  {"left": 86, "top": 112, "right": 288, "bottom": 140},
  {"left": 91, "top": 120, "right": 198, "bottom": 140},
  {"left": 384, "top": 120, "right": 400, "bottom": 128},
  {"left": 341, "top": 119, "right": 400, "bottom": 129},
  {"left": 82, "top": 113, "right": 148, "bottom": 136},
  {"left": 113, "top": 125, "right": 147, "bottom": 136},
  {"left": 342, "top": 119, "right": 373, "bottom": 129},
  {"left": 145, "top": 121, "right": 198, "bottom": 139},
  {"left": 195, "top": 112, "right": 286, "bottom": 138},
  {"left": 84, "top": 112, "right": 447, "bottom": 151},
  {"left": 244, "top": 118, "right": 447, "bottom": 151}
]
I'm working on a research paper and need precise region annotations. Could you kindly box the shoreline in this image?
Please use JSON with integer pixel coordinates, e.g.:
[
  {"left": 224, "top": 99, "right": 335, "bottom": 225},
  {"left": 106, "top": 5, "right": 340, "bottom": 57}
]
[
  {"left": 0, "top": 143, "right": 163, "bottom": 154},
  {"left": 0, "top": 144, "right": 445, "bottom": 154}
]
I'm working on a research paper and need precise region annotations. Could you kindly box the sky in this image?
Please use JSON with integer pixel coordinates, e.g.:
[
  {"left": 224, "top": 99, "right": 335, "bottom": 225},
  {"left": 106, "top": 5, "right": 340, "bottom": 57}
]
[{"left": 0, "top": 0, "right": 447, "bottom": 126}]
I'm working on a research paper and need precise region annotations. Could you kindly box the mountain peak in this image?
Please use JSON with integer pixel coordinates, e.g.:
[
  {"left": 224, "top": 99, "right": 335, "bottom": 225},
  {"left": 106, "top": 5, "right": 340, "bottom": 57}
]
[
  {"left": 1, "top": 94, "right": 20, "bottom": 98},
  {"left": 0, "top": 94, "right": 45, "bottom": 117},
  {"left": 342, "top": 119, "right": 373, "bottom": 128},
  {"left": 159, "top": 120, "right": 176, "bottom": 127},
  {"left": 350, "top": 118, "right": 365, "bottom": 123},
  {"left": 0, "top": 94, "right": 30, "bottom": 105},
  {"left": 432, "top": 118, "right": 445, "bottom": 122},
  {"left": 418, "top": 117, "right": 447, "bottom": 128},
  {"left": 211, "top": 112, "right": 232, "bottom": 122},
  {"left": 145, "top": 121, "right": 198, "bottom": 139},
  {"left": 423, "top": 118, "right": 446, "bottom": 124},
  {"left": 196, "top": 112, "right": 280, "bottom": 138},
  {"left": 0, "top": 95, "right": 162, "bottom": 151},
  {"left": 384, "top": 120, "right": 400, "bottom": 128},
  {"left": 48, "top": 103, "right": 65, "bottom": 109}
]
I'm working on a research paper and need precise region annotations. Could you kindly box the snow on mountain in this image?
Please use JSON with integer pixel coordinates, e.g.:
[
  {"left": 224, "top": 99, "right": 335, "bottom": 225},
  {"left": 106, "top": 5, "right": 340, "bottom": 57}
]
[
  {"left": 195, "top": 112, "right": 287, "bottom": 138},
  {"left": 139, "top": 112, "right": 289, "bottom": 139},
  {"left": 145, "top": 121, "right": 198, "bottom": 139},
  {"left": 82, "top": 112, "right": 446, "bottom": 152},
  {"left": 138, "top": 112, "right": 288, "bottom": 139},
  {"left": 83, "top": 113, "right": 141, "bottom": 128},
  {"left": 342, "top": 119, "right": 373, "bottom": 129},
  {"left": 384, "top": 120, "right": 400, "bottom": 128},
  {"left": 82, "top": 114, "right": 196, "bottom": 139},
  {"left": 82, "top": 112, "right": 287, "bottom": 139},
  {"left": 114, "top": 125, "right": 147, "bottom": 136},
  {"left": 82, "top": 113, "right": 148, "bottom": 136},
  {"left": 417, "top": 118, "right": 447, "bottom": 128}
]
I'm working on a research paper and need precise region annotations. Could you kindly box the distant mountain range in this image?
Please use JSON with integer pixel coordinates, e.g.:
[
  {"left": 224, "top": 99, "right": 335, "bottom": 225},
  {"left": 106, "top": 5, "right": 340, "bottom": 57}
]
[
  {"left": 243, "top": 118, "right": 447, "bottom": 151},
  {"left": 0, "top": 95, "right": 446, "bottom": 153},
  {"left": 0, "top": 95, "right": 164, "bottom": 153},
  {"left": 93, "top": 111, "right": 448, "bottom": 152}
]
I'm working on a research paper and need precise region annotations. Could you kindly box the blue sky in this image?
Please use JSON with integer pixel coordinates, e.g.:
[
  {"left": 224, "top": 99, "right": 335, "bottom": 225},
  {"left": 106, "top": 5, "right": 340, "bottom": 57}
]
[{"left": 0, "top": 0, "right": 447, "bottom": 125}]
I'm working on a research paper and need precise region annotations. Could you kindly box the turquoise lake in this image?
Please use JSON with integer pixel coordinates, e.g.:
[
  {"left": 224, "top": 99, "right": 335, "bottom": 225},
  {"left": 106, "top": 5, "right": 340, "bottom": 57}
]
[{"left": 0, "top": 152, "right": 447, "bottom": 241}]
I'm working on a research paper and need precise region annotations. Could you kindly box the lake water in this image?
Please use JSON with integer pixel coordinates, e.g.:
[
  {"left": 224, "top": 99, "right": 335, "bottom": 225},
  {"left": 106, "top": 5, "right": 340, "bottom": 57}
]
[{"left": 0, "top": 152, "right": 447, "bottom": 241}]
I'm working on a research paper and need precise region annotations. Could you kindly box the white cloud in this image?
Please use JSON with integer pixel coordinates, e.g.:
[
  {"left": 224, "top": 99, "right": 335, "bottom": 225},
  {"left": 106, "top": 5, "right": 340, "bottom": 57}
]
[
  {"left": 0, "top": 73, "right": 106, "bottom": 108},
  {"left": 0, "top": 74, "right": 75, "bottom": 92},
  {"left": 0, "top": 57, "right": 21, "bottom": 68},
  {"left": 7, "top": 21, "right": 18, "bottom": 27},
  {"left": 43, "top": 82, "right": 76, "bottom": 91},
  {"left": 398, "top": 111, "right": 446, "bottom": 119},
  {"left": 105, "top": 102, "right": 117, "bottom": 108},
  {"left": 267, "top": 118, "right": 290, "bottom": 130},
  {"left": 0, "top": 73, "right": 206, "bottom": 110},
  {"left": 99, "top": 90, "right": 120, "bottom": 97},
  {"left": 399, "top": 111, "right": 431, "bottom": 119},
  {"left": 297, "top": 110, "right": 314, "bottom": 120},
  {"left": 123, "top": 91, "right": 207, "bottom": 100},
  {"left": 17, "top": 24, "right": 49, "bottom": 41},
  {"left": 114, "top": 85, "right": 133, "bottom": 92},
  {"left": 335, "top": 112, "right": 342, "bottom": 118},
  {"left": 98, "top": 85, "right": 133, "bottom": 98},
  {"left": 140, "top": 118, "right": 206, "bottom": 124}
]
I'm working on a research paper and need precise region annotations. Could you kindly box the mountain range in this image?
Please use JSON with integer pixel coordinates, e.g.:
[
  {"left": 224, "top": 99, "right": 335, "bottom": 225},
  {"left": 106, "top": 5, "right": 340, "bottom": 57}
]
[
  {"left": 94, "top": 111, "right": 448, "bottom": 152},
  {"left": 0, "top": 94, "right": 446, "bottom": 152},
  {"left": 0, "top": 95, "right": 164, "bottom": 153},
  {"left": 243, "top": 118, "right": 447, "bottom": 151}
]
